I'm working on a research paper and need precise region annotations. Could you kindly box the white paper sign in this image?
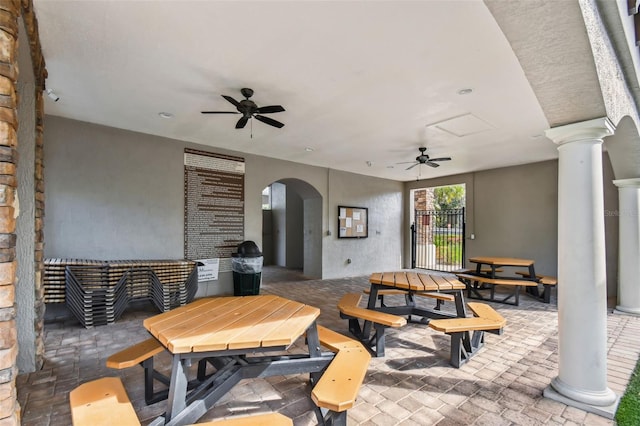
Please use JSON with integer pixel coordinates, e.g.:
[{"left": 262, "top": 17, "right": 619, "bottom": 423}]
[{"left": 196, "top": 258, "right": 220, "bottom": 281}]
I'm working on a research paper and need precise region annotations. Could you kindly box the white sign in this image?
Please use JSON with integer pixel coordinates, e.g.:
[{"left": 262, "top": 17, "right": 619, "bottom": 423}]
[{"left": 196, "top": 258, "right": 220, "bottom": 282}]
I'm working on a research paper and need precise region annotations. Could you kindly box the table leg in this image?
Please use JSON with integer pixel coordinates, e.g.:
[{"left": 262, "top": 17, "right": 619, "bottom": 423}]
[
  {"left": 166, "top": 354, "right": 189, "bottom": 421},
  {"left": 453, "top": 290, "right": 467, "bottom": 317},
  {"left": 306, "top": 322, "right": 323, "bottom": 385}
]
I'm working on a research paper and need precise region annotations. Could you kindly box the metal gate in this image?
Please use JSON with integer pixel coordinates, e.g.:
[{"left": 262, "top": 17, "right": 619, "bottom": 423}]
[{"left": 411, "top": 208, "right": 465, "bottom": 272}]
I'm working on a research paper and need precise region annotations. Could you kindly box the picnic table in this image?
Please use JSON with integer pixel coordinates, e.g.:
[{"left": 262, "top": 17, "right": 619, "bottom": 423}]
[
  {"left": 455, "top": 256, "right": 547, "bottom": 305},
  {"left": 367, "top": 271, "right": 467, "bottom": 318},
  {"left": 143, "top": 295, "right": 335, "bottom": 426}
]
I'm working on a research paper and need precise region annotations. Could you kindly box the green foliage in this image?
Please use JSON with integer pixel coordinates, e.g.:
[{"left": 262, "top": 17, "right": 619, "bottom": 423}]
[
  {"left": 433, "top": 234, "right": 463, "bottom": 265},
  {"left": 433, "top": 184, "right": 465, "bottom": 211},
  {"left": 616, "top": 357, "right": 640, "bottom": 426}
]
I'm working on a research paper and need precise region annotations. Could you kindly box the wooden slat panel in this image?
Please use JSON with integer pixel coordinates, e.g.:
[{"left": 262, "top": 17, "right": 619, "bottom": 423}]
[
  {"left": 468, "top": 256, "right": 534, "bottom": 267},
  {"left": 192, "top": 296, "right": 291, "bottom": 352},
  {"left": 417, "top": 273, "right": 439, "bottom": 291},
  {"left": 428, "top": 317, "right": 503, "bottom": 333},
  {"left": 368, "top": 272, "right": 382, "bottom": 284},
  {"left": 379, "top": 272, "right": 397, "bottom": 286},
  {"left": 426, "top": 274, "right": 452, "bottom": 291},
  {"left": 261, "top": 305, "right": 320, "bottom": 347},
  {"left": 441, "top": 275, "right": 466, "bottom": 290},
  {"left": 393, "top": 272, "right": 409, "bottom": 288},
  {"left": 170, "top": 297, "right": 276, "bottom": 352},
  {"left": 404, "top": 272, "right": 423, "bottom": 291},
  {"left": 226, "top": 299, "right": 303, "bottom": 349},
  {"left": 143, "top": 298, "right": 226, "bottom": 333}
]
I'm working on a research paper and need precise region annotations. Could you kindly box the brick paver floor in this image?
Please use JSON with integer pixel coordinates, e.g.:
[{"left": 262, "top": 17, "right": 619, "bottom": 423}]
[{"left": 16, "top": 267, "right": 640, "bottom": 425}]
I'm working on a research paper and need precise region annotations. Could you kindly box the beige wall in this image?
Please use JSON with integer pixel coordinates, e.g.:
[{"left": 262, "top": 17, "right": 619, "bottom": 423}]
[{"left": 43, "top": 116, "right": 405, "bottom": 295}]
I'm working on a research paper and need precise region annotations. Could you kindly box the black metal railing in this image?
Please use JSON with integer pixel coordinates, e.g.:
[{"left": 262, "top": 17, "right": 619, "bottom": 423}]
[{"left": 411, "top": 208, "right": 465, "bottom": 272}]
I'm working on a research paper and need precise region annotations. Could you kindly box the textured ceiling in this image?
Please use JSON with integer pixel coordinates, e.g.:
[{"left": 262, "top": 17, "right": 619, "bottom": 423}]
[{"left": 33, "top": 0, "right": 564, "bottom": 182}]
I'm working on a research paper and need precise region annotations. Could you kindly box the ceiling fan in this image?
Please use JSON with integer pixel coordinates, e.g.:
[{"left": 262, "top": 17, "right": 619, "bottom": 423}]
[
  {"left": 201, "top": 88, "right": 285, "bottom": 129},
  {"left": 399, "top": 147, "right": 451, "bottom": 170}
]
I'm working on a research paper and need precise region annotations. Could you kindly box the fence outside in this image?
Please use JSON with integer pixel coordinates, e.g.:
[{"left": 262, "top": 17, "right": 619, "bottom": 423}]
[{"left": 411, "top": 208, "right": 465, "bottom": 272}]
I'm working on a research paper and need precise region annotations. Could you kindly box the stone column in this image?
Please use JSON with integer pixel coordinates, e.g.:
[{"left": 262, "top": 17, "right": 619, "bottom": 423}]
[
  {"left": 613, "top": 178, "right": 640, "bottom": 315},
  {"left": 543, "top": 117, "right": 618, "bottom": 418}
]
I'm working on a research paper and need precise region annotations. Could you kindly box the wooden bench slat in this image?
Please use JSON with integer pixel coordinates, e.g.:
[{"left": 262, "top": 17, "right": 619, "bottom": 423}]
[
  {"left": 70, "top": 377, "right": 140, "bottom": 426},
  {"left": 428, "top": 317, "right": 504, "bottom": 333},
  {"left": 467, "top": 302, "right": 505, "bottom": 325},
  {"left": 194, "top": 413, "right": 292, "bottom": 426},
  {"left": 515, "top": 271, "right": 558, "bottom": 285},
  {"left": 455, "top": 273, "right": 538, "bottom": 287},
  {"left": 106, "top": 338, "right": 164, "bottom": 369},
  {"left": 316, "top": 325, "right": 363, "bottom": 352},
  {"left": 338, "top": 294, "right": 406, "bottom": 327},
  {"left": 312, "top": 326, "right": 371, "bottom": 412}
]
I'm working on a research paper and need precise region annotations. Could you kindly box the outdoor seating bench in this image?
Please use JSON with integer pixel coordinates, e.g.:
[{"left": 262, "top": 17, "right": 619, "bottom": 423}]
[
  {"left": 516, "top": 271, "right": 558, "bottom": 303},
  {"left": 337, "top": 292, "right": 406, "bottom": 356},
  {"left": 428, "top": 301, "right": 505, "bottom": 368},
  {"left": 455, "top": 272, "right": 538, "bottom": 306},
  {"left": 312, "top": 325, "right": 371, "bottom": 425},
  {"left": 106, "top": 337, "right": 169, "bottom": 404},
  {"left": 69, "top": 377, "right": 140, "bottom": 426},
  {"left": 70, "top": 376, "right": 294, "bottom": 426}
]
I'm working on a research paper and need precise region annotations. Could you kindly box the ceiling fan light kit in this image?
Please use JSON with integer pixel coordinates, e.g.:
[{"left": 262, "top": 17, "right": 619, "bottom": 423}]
[{"left": 201, "top": 87, "right": 285, "bottom": 129}]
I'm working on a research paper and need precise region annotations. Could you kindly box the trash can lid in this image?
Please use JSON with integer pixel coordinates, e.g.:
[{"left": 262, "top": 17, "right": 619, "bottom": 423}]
[{"left": 235, "top": 240, "right": 262, "bottom": 258}]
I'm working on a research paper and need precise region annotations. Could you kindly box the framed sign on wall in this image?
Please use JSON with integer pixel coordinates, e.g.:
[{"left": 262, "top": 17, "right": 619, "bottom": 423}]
[{"left": 338, "top": 206, "right": 368, "bottom": 238}]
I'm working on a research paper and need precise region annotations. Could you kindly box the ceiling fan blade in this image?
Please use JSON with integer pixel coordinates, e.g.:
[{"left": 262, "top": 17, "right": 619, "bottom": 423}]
[
  {"left": 235, "top": 116, "right": 249, "bottom": 129},
  {"left": 222, "top": 95, "right": 241, "bottom": 108},
  {"left": 428, "top": 157, "right": 451, "bottom": 162},
  {"left": 256, "top": 105, "right": 285, "bottom": 114},
  {"left": 201, "top": 111, "right": 240, "bottom": 114},
  {"left": 255, "top": 115, "right": 285, "bottom": 128},
  {"left": 405, "top": 163, "right": 419, "bottom": 170},
  {"left": 396, "top": 161, "right": 417, "bottom": 164},
  {"left": 425, "top": 161, "right": 440, "bottom": 168}
]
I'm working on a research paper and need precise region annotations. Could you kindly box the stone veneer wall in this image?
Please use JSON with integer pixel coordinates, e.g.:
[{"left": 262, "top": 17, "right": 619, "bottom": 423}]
[{"left": 0, "top": 0, "right": 46, "bottom": 423}]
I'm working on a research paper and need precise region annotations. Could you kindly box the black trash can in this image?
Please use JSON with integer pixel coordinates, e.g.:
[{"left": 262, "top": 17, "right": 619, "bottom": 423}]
[{"left": 231, "top": 241, "right": 263, "bottom": 296}]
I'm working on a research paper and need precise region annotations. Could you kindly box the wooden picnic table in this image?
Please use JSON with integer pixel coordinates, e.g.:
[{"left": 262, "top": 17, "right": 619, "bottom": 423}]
[
  {"left": 367, "top": 271, "right": 467, "bottom": 319},
  {"left": 457, "top": 256, "right": 542, "bottom": 305},
  {"left": 143, "top": 295, "right": 334, "bottom": 426}
]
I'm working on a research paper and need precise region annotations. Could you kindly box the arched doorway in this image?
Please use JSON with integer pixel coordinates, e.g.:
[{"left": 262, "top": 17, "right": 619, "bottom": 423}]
[{"left": 261, "top": 178, "right": 322, "bottom": 279}]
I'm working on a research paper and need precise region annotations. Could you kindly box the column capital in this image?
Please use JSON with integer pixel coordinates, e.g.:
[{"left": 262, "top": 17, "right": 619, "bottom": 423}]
[
  {"left": 545, "top": 117, "right": 615, "bottom": 146},
  {"left": 613, "top": 178, "right": 640, "bottom": 188}
]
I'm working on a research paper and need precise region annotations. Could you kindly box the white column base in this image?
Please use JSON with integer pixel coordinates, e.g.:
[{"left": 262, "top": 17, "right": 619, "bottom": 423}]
[
  {"left": 614, "top": 306, "right": 640, "bottom": 316},
  {"left": 544, "top": 382, "right": 619, "bottom": 420}
]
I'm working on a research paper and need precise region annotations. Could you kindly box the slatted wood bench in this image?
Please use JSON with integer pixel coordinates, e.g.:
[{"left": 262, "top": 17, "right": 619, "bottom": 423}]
[
  {"left": 428, "top": 302, "right": 505, "bottom": 368},
  {"left": 337, "top": 293, "right": 406, "bottom": 356},
  {"left": 455, "top": 272, "right": 539, "bottom": 306},
  {"left": 106, "top": 337, "right": 169, "bottom": 404},
  {"left": 516, "top": 271, "right": 558, "bottom": 303},
  {"left": 194, "top": 413, "right": 293, "bottom": 425},
  {"left": 70, "top": 377, "right": 294, "bottom": 426},
  {"left": 312, "top": 325, "right": 371, "bottom": 426},
  {"left": 70, "top": 377, "right": 141, "bottom": 426}
]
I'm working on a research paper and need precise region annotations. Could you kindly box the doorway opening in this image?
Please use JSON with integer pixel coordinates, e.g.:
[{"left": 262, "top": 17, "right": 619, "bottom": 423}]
[
  {"left": 261, "top": 178, "right": 322, "bottom": 283},
  {"left": 410, "top": 184, "right": 466, "bottom": 272}
]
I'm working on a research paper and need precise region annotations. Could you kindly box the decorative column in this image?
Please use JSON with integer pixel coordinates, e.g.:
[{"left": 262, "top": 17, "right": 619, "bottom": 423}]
[
  {"left": 613, "top": 178, "right": 640, "bottom": 315},
  {"left": 544, "top": 117, "right": 618, "bottom": 418}
]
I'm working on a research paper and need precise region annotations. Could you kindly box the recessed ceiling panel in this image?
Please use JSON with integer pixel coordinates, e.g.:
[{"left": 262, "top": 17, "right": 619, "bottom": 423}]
[{"left": 427, "top": 113, "right": 495, "bottom": 137}]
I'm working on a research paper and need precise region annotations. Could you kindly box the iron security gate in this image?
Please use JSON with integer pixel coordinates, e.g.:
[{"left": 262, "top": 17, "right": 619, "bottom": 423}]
[{"left": 411, "top": 208, "right": 465, "bottom": 272}]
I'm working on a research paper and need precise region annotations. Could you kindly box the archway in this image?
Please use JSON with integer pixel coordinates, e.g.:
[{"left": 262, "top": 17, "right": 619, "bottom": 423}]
[{"left": 261, "top": 178, "right": 322, "bottom": 279}]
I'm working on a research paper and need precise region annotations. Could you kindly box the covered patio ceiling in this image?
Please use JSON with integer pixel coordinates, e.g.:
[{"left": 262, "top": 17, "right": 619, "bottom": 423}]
[{"left": 32, "top": 0, "right": 595, "bottom": 182}]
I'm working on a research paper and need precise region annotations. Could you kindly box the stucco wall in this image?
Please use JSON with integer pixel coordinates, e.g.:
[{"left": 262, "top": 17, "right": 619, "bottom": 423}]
[{"left": 43, "top": 116, "right": 404, "bottom": 294}]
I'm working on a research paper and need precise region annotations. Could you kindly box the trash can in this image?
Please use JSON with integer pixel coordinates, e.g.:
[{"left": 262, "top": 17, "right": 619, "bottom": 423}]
[{"left": 231, "top": 241, "right": 263, "bottom": 296}]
